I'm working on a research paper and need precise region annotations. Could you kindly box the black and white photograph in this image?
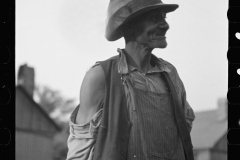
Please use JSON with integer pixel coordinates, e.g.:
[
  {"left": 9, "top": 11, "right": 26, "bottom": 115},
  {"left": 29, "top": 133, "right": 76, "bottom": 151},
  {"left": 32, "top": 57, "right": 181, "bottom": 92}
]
[{"left": 16, "top": 0, "right": 228, "bottom": 160}]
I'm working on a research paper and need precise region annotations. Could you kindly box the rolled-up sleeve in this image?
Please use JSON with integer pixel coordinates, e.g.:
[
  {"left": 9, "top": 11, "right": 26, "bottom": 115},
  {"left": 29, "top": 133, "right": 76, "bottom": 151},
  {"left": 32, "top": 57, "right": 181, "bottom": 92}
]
[{"left": 66, "top": 106, "right": 103, "bottom": 160}]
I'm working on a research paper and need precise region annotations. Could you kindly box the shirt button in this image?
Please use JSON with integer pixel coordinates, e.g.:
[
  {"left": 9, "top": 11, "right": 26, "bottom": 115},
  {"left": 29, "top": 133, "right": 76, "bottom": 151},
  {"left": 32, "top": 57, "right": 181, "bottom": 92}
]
[{"left": 134, "top": 155, "right": 137, "bottom": 158}]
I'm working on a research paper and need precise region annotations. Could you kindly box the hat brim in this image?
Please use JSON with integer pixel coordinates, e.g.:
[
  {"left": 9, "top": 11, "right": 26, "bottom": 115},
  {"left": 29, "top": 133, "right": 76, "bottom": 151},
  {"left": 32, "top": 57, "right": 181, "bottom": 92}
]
[{"left": 108, "top": 3, "right": 179, "bottom": 41}]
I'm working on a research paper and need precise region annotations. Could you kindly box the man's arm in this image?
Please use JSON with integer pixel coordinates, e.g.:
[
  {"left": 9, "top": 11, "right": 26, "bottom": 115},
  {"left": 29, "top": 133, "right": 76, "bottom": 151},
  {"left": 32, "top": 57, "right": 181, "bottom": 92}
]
[
  {"left": 173, "top": 69, "right": 195, "bottom": 133},
  {"left": 181, "top": 87, "right": 195, "bottom": 132},
  {"left": 163, "top": 59, "right": 195, "bottom": 132},
  {"left": 66, "top": 64, "right": 105, "bottom": 160},
  {"left": 76, "top": 64, "right": 105, "bottom": 124}
]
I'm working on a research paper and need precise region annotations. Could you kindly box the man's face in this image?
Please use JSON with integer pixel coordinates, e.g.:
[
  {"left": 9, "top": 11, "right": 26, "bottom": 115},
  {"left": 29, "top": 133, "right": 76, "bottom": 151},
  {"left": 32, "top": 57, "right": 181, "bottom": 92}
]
[{"left": 134, "top": 10, "right": 169, "bottom": 49}]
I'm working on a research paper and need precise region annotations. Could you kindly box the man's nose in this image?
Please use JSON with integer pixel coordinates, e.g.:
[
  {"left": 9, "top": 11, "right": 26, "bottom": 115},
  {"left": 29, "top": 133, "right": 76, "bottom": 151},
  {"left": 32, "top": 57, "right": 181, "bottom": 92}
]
[{"left": 158, "top": 20, "right": 169, "bottom": 30}]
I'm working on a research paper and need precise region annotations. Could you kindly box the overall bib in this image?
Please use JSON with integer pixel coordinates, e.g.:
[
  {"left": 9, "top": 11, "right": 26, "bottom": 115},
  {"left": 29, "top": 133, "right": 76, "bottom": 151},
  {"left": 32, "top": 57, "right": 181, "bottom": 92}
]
[{"left": 128, "top": 88, "right": 185, "bottom": 160}]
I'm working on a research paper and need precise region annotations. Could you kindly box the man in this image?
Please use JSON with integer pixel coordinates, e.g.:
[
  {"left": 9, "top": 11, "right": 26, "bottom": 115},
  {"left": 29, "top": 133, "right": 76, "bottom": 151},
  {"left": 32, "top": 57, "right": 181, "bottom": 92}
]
[{"left": 66, "top": 0, "right": 195, "bottom": 160}]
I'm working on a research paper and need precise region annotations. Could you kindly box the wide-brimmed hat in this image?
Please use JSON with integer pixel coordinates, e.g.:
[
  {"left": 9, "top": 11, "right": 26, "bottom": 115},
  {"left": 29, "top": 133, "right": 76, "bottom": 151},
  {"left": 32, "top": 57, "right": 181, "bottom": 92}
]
[{"left": 106, "top": 0, "right": 179, "bottom": 41}]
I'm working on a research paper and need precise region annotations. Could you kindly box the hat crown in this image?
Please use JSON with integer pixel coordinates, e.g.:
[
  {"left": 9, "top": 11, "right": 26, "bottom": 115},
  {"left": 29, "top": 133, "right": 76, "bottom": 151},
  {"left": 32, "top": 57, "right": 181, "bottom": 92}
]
[{"left": 107, "top": 0, "right": 162, "bottom": 19}]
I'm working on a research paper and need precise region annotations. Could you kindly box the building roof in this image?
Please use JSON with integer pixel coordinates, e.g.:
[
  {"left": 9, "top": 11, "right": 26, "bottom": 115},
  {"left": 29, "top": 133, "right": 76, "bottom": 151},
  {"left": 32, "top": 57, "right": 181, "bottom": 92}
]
[
  {"left": 190, "top": 109, "right": 227, "bottom": 150},
  {"left": 16, "top": 86, "right": 61, "bottom": 131}
]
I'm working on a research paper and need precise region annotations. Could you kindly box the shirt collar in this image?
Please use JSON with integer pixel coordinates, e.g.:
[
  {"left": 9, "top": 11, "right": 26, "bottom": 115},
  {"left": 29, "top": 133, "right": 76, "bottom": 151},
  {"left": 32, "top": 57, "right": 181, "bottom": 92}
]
[{"left": 117, "top": 48, "right": 171, "bottom": 74}]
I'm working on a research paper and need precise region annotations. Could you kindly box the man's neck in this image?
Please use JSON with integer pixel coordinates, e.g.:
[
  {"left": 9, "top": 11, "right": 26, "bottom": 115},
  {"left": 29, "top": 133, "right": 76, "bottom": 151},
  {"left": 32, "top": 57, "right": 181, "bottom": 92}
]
[{"left": 124, "top": 41, "right": 154, "bottom": 73}]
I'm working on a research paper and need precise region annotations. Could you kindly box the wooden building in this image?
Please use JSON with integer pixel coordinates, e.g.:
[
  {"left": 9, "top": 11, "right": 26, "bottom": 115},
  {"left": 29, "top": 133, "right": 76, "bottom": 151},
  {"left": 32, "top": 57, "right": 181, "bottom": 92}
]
[
  {"left": 16, "top": 64, "right": 61, "bottom": 160},
  {"left": 191, "top": 98, "right": 227, "bottom": 160}
]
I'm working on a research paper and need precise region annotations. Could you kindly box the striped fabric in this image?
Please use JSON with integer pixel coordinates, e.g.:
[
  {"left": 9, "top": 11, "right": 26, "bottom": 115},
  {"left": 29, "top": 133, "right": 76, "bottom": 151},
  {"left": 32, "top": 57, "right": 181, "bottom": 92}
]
[{"left": 124, "top": 75, "right": 185, "bottom": 160}]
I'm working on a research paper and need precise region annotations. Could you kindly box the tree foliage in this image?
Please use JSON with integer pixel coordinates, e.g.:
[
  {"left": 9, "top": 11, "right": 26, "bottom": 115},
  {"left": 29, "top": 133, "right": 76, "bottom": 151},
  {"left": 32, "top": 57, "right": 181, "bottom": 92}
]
[
  {"left": 35, "top": 85, "right": 61, "bottom": 113},
  {"left": 35, "top": 85, "right": 76, "bottom": 123},
  {"left": 34, "top": 85, "right": 77, "bottom": 160}
]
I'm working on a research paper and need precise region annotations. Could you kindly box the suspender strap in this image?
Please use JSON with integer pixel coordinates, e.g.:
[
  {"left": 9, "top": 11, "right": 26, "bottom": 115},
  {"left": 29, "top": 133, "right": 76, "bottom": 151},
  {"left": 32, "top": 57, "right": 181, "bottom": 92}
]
[{"left": 162, "top": 72, "right": 194, "bottom": 160}]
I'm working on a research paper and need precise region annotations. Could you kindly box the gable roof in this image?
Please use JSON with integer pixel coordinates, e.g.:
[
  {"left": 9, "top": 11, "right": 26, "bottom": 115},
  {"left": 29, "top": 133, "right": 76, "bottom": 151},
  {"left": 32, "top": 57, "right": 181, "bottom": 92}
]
[
  {"left": 16, "top": 86, "right": 61, "bottom": 131},
  {"left": 190, "top": 109, "right": 227, "bottom": 150}
]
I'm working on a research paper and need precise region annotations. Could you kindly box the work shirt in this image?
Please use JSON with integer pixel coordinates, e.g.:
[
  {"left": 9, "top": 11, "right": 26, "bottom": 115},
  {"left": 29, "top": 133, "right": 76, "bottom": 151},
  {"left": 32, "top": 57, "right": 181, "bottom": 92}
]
[{"left": 66, "top": 49, "right": 195, "bottom": 160}]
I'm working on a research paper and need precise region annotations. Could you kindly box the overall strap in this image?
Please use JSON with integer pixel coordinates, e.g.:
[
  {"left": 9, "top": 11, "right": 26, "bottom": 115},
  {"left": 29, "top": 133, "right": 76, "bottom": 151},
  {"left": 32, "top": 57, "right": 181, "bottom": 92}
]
[{"left": 162, "top": 72, "right": 194, "bottom": 160}]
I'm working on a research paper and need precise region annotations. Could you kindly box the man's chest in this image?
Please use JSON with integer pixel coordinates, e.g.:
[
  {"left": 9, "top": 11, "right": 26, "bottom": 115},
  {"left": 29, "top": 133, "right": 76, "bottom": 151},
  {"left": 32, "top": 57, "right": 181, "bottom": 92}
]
[{"left": 128, "top": 71, "right": 170, "bottom": 94}]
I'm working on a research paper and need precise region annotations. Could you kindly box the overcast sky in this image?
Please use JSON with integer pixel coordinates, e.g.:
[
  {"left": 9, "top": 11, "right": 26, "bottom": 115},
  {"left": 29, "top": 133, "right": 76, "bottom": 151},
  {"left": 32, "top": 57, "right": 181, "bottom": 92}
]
[{"left": 16, "top": 0, "right": 228, "bottom": 112}]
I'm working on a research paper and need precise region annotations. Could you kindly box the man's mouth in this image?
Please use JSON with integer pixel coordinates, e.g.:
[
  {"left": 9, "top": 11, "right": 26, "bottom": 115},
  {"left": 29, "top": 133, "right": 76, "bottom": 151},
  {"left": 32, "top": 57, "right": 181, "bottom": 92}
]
[{"left": 151, "top": 34, "right": 166, "bottom": 40}]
